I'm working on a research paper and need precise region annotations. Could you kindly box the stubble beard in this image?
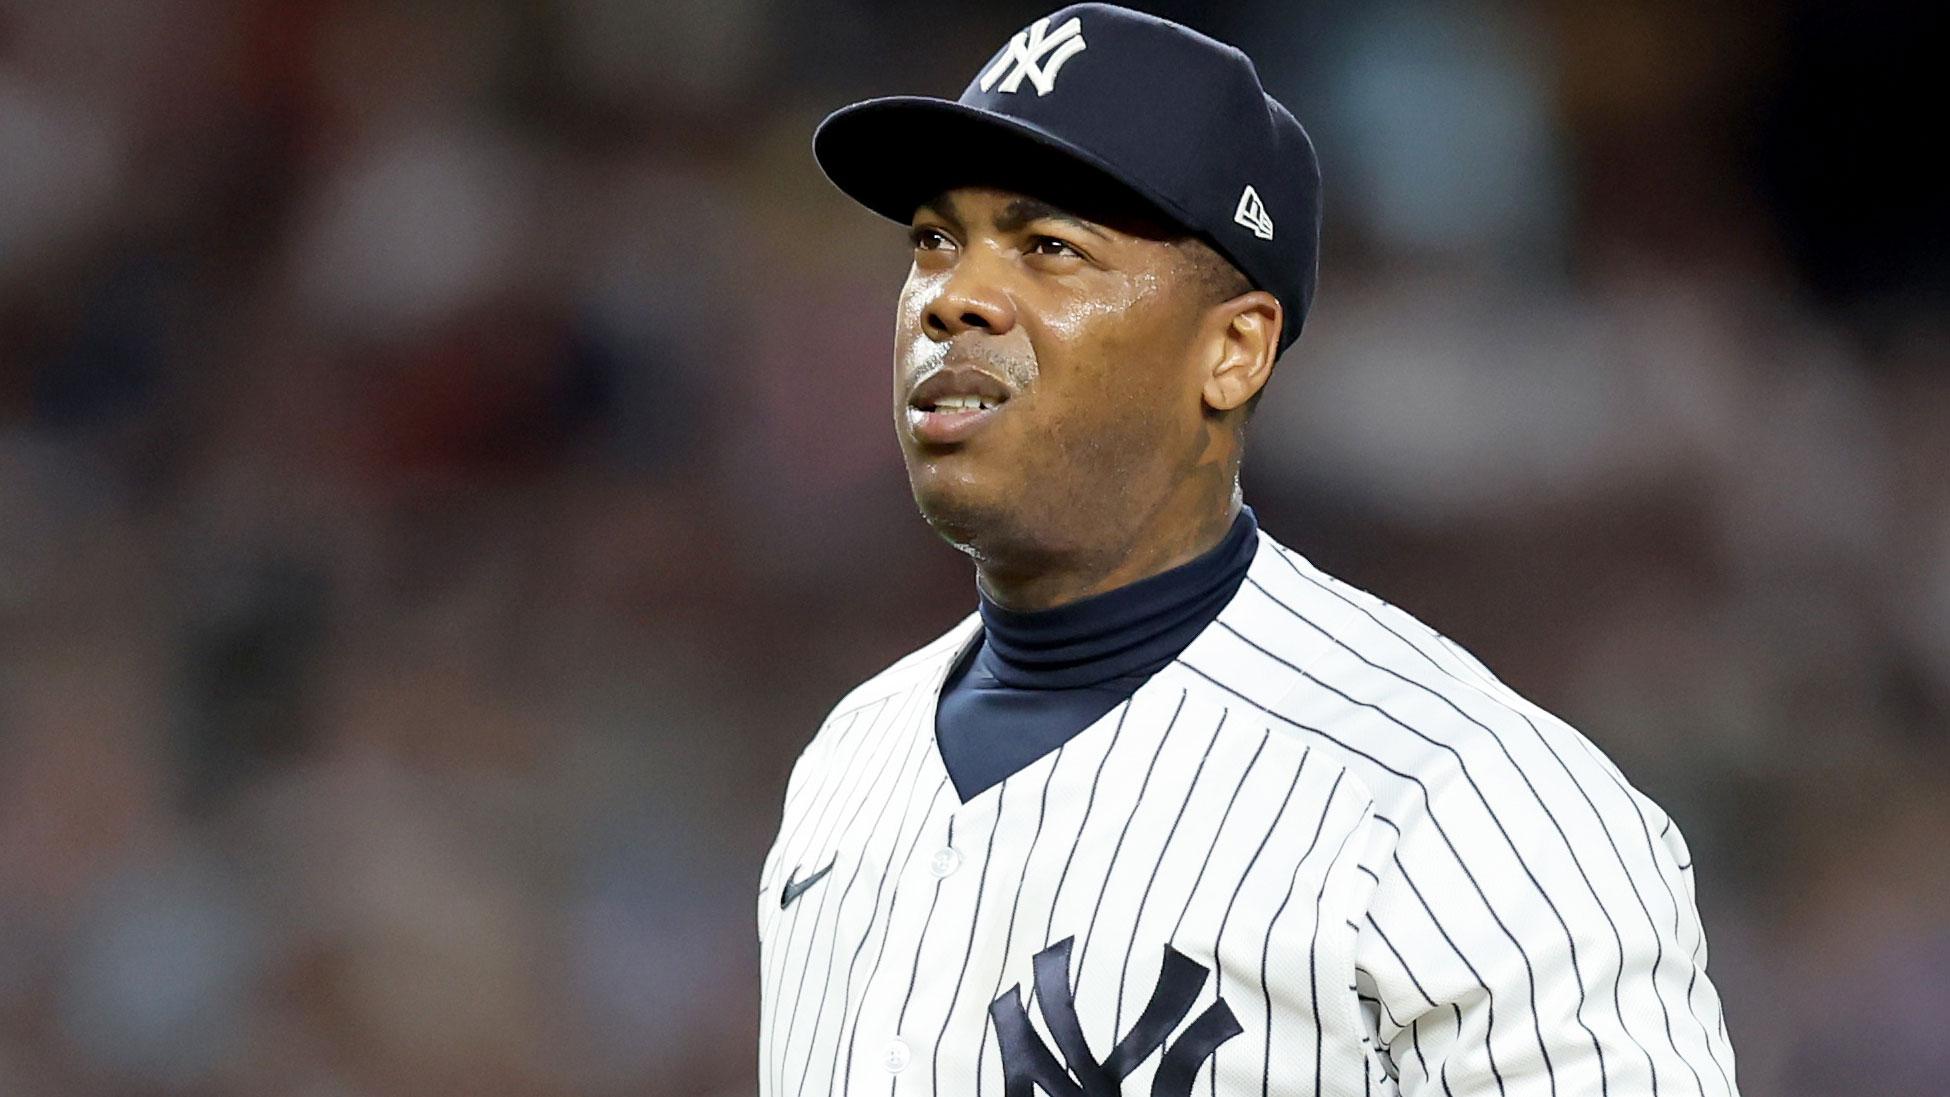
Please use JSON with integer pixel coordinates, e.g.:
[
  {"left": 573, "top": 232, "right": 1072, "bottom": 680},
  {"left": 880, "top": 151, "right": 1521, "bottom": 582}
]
[{"left": 906, "top": 399, "right": 1173, "bottom": 591}]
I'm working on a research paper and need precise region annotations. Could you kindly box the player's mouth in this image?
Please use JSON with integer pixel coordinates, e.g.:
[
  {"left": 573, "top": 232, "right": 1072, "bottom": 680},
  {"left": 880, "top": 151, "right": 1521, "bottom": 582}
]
[{"left": 904, "top": 367, "right": 1015, "bottom": 446}]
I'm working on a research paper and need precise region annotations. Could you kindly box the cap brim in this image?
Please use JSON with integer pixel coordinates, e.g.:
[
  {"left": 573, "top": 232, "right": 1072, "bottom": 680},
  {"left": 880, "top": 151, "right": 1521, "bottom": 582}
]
[{"left": 812, "top": 96, "right": 1200, "bottom": 233}]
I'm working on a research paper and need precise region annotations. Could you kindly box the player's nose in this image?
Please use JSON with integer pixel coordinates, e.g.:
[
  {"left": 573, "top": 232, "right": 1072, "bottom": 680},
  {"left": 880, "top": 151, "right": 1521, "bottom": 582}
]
[{"left": 923, "top": 261, "right": 1016, "bottom": 341}]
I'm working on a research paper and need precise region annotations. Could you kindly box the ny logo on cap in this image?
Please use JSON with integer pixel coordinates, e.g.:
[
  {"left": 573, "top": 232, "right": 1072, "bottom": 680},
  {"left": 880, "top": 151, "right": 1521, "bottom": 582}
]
[
  {"left": 979, "top": 16, "right": 1088, "bottom": 97},
  {"left": 1234, "top": 185, "right": 1274, "bottom": 240}
]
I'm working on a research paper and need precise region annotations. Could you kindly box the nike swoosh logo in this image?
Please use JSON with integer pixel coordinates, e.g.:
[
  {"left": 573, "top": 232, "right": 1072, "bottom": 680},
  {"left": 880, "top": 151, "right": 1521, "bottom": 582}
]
[{"left": 780, "top": 858, "right": 837, "bottom": 909}]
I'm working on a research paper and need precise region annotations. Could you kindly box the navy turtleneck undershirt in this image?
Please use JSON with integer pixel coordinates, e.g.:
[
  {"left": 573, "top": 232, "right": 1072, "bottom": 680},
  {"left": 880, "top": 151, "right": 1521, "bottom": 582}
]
[{"left": 934, "top": 506, "right": 1260, "bottom": 802}]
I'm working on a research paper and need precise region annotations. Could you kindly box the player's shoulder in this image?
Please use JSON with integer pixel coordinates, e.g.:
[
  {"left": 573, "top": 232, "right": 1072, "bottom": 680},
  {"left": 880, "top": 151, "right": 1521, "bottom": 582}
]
[
  {"left": 798, "top": 610, "right": 981, "bottom": 757},
  {"left": 1188, "top": 527, "right": 1657, "bottom": 827}
]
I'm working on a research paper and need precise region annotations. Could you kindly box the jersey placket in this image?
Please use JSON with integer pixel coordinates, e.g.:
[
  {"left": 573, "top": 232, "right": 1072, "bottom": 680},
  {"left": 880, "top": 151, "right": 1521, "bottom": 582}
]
[{"left": 851, "top": 770, "right": 1003, "bottom": 1092}]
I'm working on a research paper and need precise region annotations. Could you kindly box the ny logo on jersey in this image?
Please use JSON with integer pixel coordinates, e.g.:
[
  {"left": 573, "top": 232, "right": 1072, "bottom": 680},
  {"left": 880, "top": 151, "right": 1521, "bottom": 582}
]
[
  {"left": 989, "top": 937, "right": 1242, "bottom": 1097},
  {"left": 979, "top": 16, "right": 1088, "bottom": 97}
]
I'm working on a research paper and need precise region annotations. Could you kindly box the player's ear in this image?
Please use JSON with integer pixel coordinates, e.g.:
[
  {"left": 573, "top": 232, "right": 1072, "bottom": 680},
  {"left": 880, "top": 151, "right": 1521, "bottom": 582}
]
[{"left": 1199, "top": 290, "right": 1281, "bottom": 414}]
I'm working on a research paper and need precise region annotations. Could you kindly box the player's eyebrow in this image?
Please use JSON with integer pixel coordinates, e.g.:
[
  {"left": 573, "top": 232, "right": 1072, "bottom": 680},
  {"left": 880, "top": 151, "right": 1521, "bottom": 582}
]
[
  {"left": 994, "top": 198, "right": 1110, "bottom": 240},
  {"left": 913, "top": 193, "right": 1113, "bottom": 242},
  {"left": 916, "top": 193, "right": 964, "bottom": 228}
]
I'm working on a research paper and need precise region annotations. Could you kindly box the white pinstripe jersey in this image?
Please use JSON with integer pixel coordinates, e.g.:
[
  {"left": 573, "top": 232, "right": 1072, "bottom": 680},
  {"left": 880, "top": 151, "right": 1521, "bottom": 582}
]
[{"left": 759, "top": 528, "right": 1740, "bottom": 1096}]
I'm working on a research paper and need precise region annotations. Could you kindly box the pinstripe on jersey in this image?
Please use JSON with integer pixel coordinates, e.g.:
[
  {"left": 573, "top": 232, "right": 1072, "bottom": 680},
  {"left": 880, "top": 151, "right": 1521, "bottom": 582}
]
[{"left": 759, "top": 528, "right": 1740, "bottom": 1096}]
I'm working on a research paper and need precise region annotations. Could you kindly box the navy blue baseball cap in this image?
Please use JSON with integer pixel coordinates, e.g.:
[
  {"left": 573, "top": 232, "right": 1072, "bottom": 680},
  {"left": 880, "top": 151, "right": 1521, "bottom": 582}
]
[{"left": 814, "top": 3, "right": 1322, "bottom": 351}]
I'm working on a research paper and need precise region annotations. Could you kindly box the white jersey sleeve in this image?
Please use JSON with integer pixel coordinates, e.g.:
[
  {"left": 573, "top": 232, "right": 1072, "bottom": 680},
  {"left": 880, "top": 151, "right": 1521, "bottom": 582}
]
[
  {"left": 1239, "top": 539, "right": 1740, "bottom": 1096},
  {"left": 1342, "top": 676, "right": 1740, "bottom": 1096}
]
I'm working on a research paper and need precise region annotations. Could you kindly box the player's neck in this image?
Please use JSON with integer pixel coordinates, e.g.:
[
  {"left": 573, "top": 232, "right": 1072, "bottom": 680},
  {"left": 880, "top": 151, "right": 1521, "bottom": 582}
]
[{"left": 974, "top": 494, "right": 1243, "bottom": 613}]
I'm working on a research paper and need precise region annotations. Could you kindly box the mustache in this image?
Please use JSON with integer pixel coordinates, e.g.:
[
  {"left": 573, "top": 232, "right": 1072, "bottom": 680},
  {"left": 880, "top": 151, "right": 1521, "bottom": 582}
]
[{"left": 903, "top": 336, "right": 1037, "bottom": 391}]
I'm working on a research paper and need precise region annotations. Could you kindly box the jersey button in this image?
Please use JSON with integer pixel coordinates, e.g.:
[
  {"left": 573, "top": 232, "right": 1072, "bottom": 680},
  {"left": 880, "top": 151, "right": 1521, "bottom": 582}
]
[
  {"left": 929, "top": 846, "right": 962, "bottom": 878},
  {"left": 882, "top": 1037, "right": 912, "bottom": 1074}
]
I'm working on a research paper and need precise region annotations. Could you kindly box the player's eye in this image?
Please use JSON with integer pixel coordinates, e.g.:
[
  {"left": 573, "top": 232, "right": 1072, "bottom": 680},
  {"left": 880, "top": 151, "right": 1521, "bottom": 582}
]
[
  {"left": 1026, "top": 235, "right": 1082, "bottom": 259},
  {"left": 910, "top": 226, "right": 953, "bottom": 251}
]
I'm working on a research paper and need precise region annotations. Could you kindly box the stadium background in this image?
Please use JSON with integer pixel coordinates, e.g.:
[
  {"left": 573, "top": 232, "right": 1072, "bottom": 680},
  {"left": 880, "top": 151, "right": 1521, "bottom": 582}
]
[{"left": 0, "top": 1, "right": 1943, "bottom": 1094}]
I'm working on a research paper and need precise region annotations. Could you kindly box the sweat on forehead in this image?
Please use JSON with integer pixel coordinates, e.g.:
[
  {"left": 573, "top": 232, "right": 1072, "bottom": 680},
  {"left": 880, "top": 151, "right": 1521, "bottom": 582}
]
[
  {"left": 917, "top": 186, "right": 1251, "bottom": 306},
  {"left": 917, "top": 192, "right": 1123, "bottom": 240},
  {"left": 912, "top": 184, "right": 1170, "bottom": 240}
]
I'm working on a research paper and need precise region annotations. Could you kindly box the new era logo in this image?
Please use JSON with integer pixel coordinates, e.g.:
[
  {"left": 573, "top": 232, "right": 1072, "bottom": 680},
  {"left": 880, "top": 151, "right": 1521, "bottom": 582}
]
[
  {"left": 979, "top": 16, "right": 1088, "bottom": 97},
  {"left": 1234, "top": 185, "right": 1274, "bottom": 240}
]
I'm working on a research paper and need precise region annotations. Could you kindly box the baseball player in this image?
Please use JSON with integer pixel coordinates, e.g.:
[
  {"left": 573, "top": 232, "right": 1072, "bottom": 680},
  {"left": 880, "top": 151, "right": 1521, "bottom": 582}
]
[{"left": 759, "top": 6, "right": 1740, "bottom": 1095}]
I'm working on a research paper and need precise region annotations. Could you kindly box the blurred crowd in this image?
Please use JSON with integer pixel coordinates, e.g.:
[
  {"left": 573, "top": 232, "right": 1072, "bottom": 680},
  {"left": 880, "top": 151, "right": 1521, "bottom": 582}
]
[{"left": 0, "top": 1, "right": 1942, "bottom": 1095}]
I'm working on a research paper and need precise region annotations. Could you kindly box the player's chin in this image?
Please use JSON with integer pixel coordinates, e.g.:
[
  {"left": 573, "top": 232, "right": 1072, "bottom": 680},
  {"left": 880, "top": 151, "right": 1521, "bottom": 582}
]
[
  {"left": 904, "top": 450, "right": 1016, "bottom": 525},
  {"left": 904, "top": 448, "right": 994, "bottom": 500}
]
